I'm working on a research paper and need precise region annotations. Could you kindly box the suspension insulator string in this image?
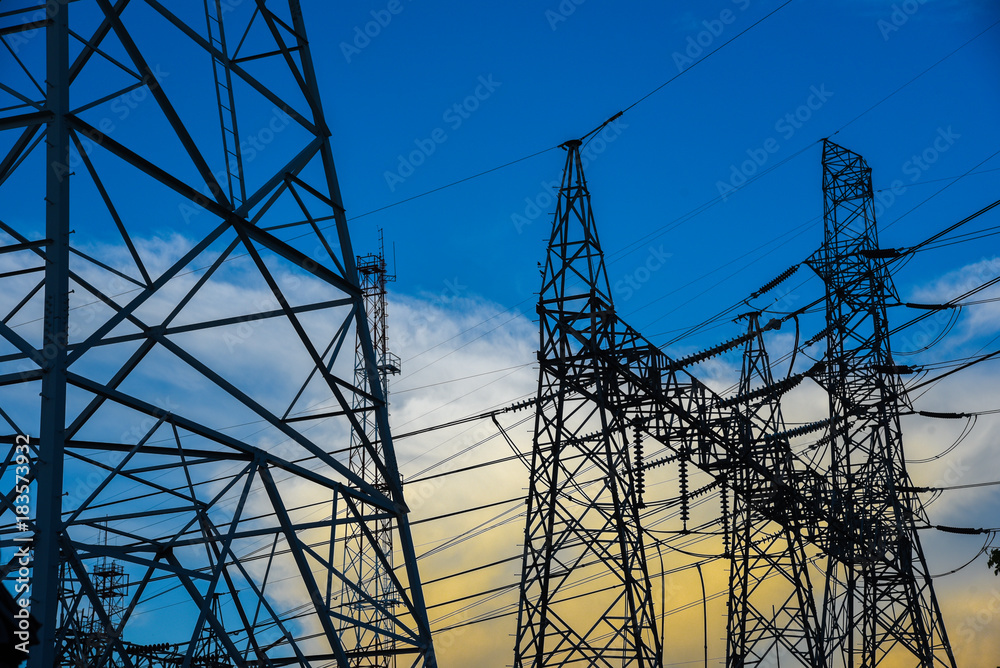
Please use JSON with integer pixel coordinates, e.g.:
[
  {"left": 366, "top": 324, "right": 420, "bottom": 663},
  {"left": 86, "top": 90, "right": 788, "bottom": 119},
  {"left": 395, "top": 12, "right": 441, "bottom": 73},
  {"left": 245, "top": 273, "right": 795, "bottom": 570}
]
[
  {"left": 721, "top": 474, "right": 731, "bottom": 558},
  {"left": 633, "top": 424, "right": 645, "bottom": 510},
  {"left": 679, "top": 449, "right": 690, "bottom": 532}
]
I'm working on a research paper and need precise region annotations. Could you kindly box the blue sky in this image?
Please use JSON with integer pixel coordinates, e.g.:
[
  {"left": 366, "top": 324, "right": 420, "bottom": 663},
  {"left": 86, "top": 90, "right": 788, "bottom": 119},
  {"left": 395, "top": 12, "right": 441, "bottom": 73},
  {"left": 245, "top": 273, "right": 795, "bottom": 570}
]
[
  {"left": 2, "top": 0, "right": 999, "bottom": 664},
  {"left": 311, "top": 0, "right": 1000, "bottom": 344},
  {"left": 302, "top": 1, "right": 1000, "bottom": 662}
]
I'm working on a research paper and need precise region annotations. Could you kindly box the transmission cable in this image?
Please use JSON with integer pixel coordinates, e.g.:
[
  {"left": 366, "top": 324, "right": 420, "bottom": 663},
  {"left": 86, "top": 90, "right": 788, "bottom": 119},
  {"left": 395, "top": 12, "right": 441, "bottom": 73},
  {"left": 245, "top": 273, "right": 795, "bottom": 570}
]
[{"left": 832, "top": 17, "right": 1000, "bottom": 133}]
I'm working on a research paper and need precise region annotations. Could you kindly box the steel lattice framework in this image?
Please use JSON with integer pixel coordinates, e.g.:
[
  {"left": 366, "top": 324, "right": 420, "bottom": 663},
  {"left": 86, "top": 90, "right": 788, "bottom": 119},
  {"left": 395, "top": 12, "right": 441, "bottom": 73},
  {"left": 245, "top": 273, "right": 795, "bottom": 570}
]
[
  {"left": 514, "top": 139, "right": 662, "bottom": 667},
  {"left": 726, "top": 312, "right": 824, "bottom": 667},
  {"left": 341, "top": 231, "right": 400, "bottom": 668},
  {"left": 517, "top": 136, "right": 958, "bottom": 667},
  {"left": 808, "top": 139, "right": 955, "bottom": 668},
  {"left": 0, "top": 2, "right": 435, "bottom": 666}
]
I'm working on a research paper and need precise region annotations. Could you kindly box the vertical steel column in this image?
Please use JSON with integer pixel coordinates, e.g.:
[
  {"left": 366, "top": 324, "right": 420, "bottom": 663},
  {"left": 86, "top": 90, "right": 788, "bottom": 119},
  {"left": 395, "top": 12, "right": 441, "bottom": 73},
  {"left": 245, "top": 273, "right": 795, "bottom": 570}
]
[
  {"left": 32, "top": 2, "right": 71, "bottom": 666},
  {"left": 725, "top": 314, "right": 823, "bottom": 668}
]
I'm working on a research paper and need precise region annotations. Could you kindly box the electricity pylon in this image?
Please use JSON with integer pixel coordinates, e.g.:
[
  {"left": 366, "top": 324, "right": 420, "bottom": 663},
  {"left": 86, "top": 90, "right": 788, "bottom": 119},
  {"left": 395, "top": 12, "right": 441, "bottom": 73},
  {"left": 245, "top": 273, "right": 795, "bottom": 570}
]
[
  {"left": 516, "top": 135, "right": 956, "bottom": 667},
  {"left": 726, "top": 312, "right": 824, "bottom": 667},
  {"left": 0, "top": 2, "right": 435, "bottom": 666},
  {"left": 514, "top": 139, "right": 662, "bottom": 667},
  {"left": 341, "top": 231, "right": 401, "bottom": 668},
  {"left": 808, "top": 139, "right": 955, "bottom": 668}
]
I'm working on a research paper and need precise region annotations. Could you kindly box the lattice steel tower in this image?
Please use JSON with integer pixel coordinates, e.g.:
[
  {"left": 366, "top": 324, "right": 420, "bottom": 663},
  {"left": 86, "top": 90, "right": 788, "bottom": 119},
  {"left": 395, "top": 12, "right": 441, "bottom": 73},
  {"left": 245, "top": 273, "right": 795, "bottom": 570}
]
[
  {"left": 514, "top": 139, "right": 661, "bottom": 667},
  {"left": 515, "top": 136, "right": 957, "bottom": 668},
  {"left": 808, "top": 139, "right": 955, "bottom": 667},
  {"left": 726, "top": 312, "right": 823, "bottom": 667},
  {"left": 341, "top": 230, "right": 401, "bottom": 667},
  {"left": 0, "top": 2, "right": 435, "bottom": 666}
]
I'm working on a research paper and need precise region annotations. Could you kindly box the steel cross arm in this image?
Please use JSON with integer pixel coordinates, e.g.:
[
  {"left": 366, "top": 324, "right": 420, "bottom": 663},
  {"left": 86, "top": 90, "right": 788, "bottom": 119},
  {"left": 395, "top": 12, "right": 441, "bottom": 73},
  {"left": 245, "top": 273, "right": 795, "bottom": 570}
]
[
  {"left": 0, "top": 124, "right": 43, "bottom": 184},
  {"left": 0, "top": 82, "right": 42, "bottom": 112},
  {"left": 0, "top": 110, "right": 52, "bottom": 132},
  {"left": 38, "top": 298, "right": 352, "bottom": 354},
  {"left": 71, "top": 541, "right": 212, "bottom": 583},
  {"left": 63, "top": 118, "right": 357, "bottom": 302},
  {"left": 0, "top": 369, "right": 44, "bottom": 386},
  {"left": 92, "top": 516, "right": 354, "bottom": 553},
  {"left": 0, "top": 18, "right": 50, "bottom": 36},
  {"left": 63, "top": 372, "right": 397, "bottom": 515},
  {"left": 64, "top": 439, "right": 253, "bottom": 462},
  {"left": 554, "top": 309, "right": 922, "bottom": 574}
]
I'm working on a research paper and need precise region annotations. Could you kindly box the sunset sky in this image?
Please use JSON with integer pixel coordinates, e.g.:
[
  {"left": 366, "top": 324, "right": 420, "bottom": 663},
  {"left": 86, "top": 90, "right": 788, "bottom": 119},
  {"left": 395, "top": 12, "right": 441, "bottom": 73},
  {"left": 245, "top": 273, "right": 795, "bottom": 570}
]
[
  {"left": 2, "top": 0, "right": 999, "bottom": 665},
  {"left": 306, "top": 0, "right": 1000, "bottom": 664}
]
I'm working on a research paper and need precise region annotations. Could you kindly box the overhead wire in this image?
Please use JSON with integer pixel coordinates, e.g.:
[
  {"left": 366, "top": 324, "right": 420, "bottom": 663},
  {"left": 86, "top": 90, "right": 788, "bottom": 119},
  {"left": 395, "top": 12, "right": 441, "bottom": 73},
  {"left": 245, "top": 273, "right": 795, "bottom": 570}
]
[
  {"left": 27, "top": 7, "right": 1000, "bottom": 647},
  {"left": 621, "top": 0, "right": 797, "bottom": 115},
  {"left": 410, "top": 19, "right": 1000, "bottom": 640},
  {"left": 831, "top": 17, "right": 1000, "bottom": 134}
]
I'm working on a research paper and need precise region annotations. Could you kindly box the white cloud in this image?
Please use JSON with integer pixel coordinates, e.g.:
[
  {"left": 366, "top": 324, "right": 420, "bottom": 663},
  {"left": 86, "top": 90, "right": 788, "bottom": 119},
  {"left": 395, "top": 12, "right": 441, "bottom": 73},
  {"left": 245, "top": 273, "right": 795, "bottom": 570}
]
[
  {"left": 6, "top": 229, "right": 998, "bottom": 664},
  {"left": 907, "top": 255, "right": 1000, "bottom": 350}
]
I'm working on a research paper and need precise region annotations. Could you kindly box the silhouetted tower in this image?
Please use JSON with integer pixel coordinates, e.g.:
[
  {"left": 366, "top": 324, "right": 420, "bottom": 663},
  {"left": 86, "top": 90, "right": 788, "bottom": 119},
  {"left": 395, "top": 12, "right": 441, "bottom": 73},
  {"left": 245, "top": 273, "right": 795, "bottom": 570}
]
[
  {"left": 0, "top": 2, "right": 435, "bottom": 666},
  {"left": 808, "top": 140, "right": 955, "bottom": 667},
  {"left": 61, "top": 549, "right": 128, "bottom": 668},
  {"left": 726, "top": 313, "right": 824, "bottom": 667},
  {"left": 514, "top": 139, "right": 661, "bottom": 667},
  {"left": 341, "top": 230, "right": 401, "bottom": 667}
]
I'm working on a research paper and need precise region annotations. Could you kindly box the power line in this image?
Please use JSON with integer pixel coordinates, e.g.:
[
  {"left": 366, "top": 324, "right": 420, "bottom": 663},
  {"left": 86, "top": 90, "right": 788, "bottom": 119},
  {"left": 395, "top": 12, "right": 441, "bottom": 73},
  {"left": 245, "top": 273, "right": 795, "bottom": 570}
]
[
  {"left": 908, "top": 480, "right": 1000, "bottom": 493},
  {"left": 902, "top": 194, "right": 1000, "bottom": 253},
  {"left": 832, "top": 17, "right": 1000, "bottom": 133},
  {"left": 621, "top": 0, "right": 797, "bottom": 114}
]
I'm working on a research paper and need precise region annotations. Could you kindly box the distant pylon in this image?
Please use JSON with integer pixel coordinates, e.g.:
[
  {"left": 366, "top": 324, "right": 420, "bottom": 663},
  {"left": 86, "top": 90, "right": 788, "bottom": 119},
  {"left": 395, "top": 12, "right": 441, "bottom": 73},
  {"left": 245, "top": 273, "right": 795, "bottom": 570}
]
[
  {"left": 808, "top": 139, "right": 955, "bottom": 667},
  {"left": 726, "top": 313, "right": 824, "bottom": 667},
  {"left": 341, "top": 229, "right": 401, "bottom": 668},
  {"left": 514, "top": 139, "right": 662, "bottom": 667}
]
